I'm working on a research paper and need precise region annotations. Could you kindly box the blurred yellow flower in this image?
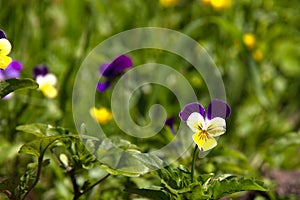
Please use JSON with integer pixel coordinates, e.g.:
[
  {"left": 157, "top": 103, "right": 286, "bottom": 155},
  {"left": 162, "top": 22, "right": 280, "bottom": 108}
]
[
  {"left": 159, "top": 0, "right": 179, "bottom": 7},
  {"left": 243, "top": 33, "right": 256, "bottom": 50},
  {"left": 252, "top": 49, "right": 263, "bottom": 62},
  {"left": 210, "top": 0, "right": 232, "bottom": 10},
  {"left": 0, "top": 38, "right": 12, "bottom": 70},
  {"left": 36, "top": 73, "right": 58, "bottom": 98},
  {"left": 90, "top": 107, "right": 113, "bottom": 124}
]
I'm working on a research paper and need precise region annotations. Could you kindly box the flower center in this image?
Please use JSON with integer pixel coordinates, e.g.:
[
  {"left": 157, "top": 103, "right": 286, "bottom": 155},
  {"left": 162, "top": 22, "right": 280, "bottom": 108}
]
[
  {"left": 197, "top": 123, "right": 207, "bottom": 131},
  {"left": 195, "top": 130, "right": 209, "bottom": 141}
]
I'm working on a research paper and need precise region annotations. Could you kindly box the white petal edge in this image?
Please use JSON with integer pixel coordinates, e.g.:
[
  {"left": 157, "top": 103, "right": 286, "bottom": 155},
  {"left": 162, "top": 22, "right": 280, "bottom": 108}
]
[
  {"left": 207, "top": 117, "right": 226, "bottom": 137},
  {"left": 0, "top": 38, "right": 12, "bottom": 55},
  {"left": 36, "top": 73, "right": 57, "bottom": 87},
  {"left": 45, "top": 73, "right": 57, "bottom": 86},
  {"left": 186, "top": 112, "right": 205, "bottom": 132},
  {"left": 36, "top": 75, "right": 47, "bottom": 86}
]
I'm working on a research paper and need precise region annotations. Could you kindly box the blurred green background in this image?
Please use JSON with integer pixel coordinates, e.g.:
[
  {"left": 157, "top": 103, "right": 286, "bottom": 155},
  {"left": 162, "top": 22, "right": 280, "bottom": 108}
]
[{"left": 1, "top": 0, "right": 300, "bottom": 199}]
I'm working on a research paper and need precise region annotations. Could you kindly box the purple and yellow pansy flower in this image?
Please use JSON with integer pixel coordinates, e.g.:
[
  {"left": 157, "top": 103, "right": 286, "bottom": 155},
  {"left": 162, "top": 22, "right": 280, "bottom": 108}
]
[
  {"left": 0, "top": 60, "right": 23, "bottom": 80},
  {"left": 179, "top": 99, "right": 231, "bottom": 151},
  {"left": 33, "top": 65, "right": 58, "bottom": 98},
  {"left": 0, "top": 60, "right": 23, "bottom": 99},
  {"left": 0, "top": 29, "right": 12, "bottom": 70}
]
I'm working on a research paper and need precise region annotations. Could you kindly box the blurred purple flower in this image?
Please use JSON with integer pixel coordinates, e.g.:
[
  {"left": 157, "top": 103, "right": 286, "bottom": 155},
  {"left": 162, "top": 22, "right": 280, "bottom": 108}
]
[
  {"left": 165, "top": 117, "right": 176, "bottom": 135},
  {"left": 97, "top": 55, "right": 133, "bottom": 92},
  {"left": 33, "top": 65, "right": 49, "bottom": 79},
  {"left": 97, "top": 81, "right": 112, "bottom": 92},
  {"left": 0, "top": 29, "right": 6, "bottom": 39},
  {"left": 0, "top": 60, "right": 23, "bottom": 80}
]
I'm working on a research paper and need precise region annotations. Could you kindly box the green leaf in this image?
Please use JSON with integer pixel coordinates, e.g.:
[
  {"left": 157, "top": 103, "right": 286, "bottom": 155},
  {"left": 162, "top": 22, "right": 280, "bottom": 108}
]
[
  {"left": 16, "top": 123, "right": 70, "bottom": 137},
  {"left": 16, "top": 124, "right": 50, "bottom": 137},
  {"left": 189, "top": 184, "right": 211, "bottom": 200},
  {"left": 125, "top": 187, "right": 170, "bottom": 200},
  {"left": 209, "top": 176, "right": 268, "bottom": 199},
  {"left": 99, "top": 149, "right": 157, "bottom": 177},
  {"left": 0, "top": 78, "right": 38, "bottom": 99},
  {"left": 82, "top": 137, "right": 164, "bottom": 177},
  {"left": 157, "top": 167, "right": 180, "bottom": 190},
  {"left": 18, "top": 136, "right": 66, "bottom": 157}
]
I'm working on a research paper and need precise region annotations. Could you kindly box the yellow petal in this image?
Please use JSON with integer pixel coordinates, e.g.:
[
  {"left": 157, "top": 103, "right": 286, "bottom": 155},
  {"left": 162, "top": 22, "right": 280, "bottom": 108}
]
[
  {"left": 187, "top": 112, "right": 205, "bottom": 132},
  {"left": 0, "top": 38, "right": 12, "bottom": 56},
  {"left": 40, "top": 83, "right": 58, "bottom": 98},
  {"left": 210, "top": 0, "right": 232, "bottom": 10},
  {"left": 89, "top": 107, "right": 113, "bottom": 124},
  {"left": 0, "top": 55, "right": 12, "bottom": 69},
  {"left": 207, "top": 117, "right": 226, "bottom": 137},
  {"left": 193, "top": 131, "right": 217, "bottom": 151}
]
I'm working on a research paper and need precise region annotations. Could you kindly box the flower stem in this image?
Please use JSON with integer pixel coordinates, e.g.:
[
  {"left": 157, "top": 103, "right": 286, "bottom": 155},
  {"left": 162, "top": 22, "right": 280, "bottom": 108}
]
[
  {"left": 21, "top": 155, "right": 43, "bottom": 200},
  {"left": 80, "top": 174, "right": 110, "bottom": 197},
  {"left": 191, "top": 145, "right": 199, "bottom": 182},
  {"left": 71, "top": 173, "right": 110, "bottom": 200}
]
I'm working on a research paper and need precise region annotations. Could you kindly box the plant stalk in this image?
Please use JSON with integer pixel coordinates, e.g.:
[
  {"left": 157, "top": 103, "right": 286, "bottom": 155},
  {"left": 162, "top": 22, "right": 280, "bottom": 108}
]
[{"left": 191, "top": 145, "right": 199, "bottom": 182}]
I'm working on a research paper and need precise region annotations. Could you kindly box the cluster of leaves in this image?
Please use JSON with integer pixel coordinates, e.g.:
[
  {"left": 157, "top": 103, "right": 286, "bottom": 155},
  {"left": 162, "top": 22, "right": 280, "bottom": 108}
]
[
  {"left": 0, "top": 112, "right": 267, "bottom": 200},
  {"left": 0, "top": 125, "right": 267, "bottom": 200},
  {"left": 127, "top": 167, "right": 267, "bottom": 200}
]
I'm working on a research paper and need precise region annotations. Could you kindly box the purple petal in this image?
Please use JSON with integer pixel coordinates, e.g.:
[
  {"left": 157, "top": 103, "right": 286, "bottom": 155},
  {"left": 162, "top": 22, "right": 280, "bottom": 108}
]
[
  {"left": 97, "top": 81, "right": 112, "bottom": 92},
  {"left": 179, "top": 102, "right": 205, "bottom": 122},
  {"left": 33, "top": 65, "right": 49, "bottom": 79},
  {"left": 100, "top": 55, "right": 133, "bottom": 78},
  {"left": 165, "top": 117, "right": 176, "bottom": 135},
  {"left": 0, "top": 71, "right": 5, "bottom": 80},
  {"left": 0, "top": 30, "right": 6, "bottom": 39},
  {"left": 165, "top": 117, "right": 174, "bottom": 127},
  {"left": 99, "top": 63, "right": 110, "bottom": 75},
  {"left": 8, "top": 60, "right": 23, "bottom": 71},
  {"left": 1, "top": 60, "right": 23, "bottom": 79},
  {"left": 207, "top": 99, "right": 231, "bottom": 120}
]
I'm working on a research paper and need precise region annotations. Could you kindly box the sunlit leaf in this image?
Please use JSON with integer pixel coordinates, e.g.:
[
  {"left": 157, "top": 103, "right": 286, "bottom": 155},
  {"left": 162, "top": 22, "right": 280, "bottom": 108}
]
[
  {"left": 18, "top": 136, "right": 66, "bottom": 157},
  {"left": 16, "top": 123, "right": 70, "bottom": 137},
  {"left": 82, "top": 136, "right": 164, "bottom": 177},
  {"left": 0, "top": 78, "right": 38, "bottom": 99},
  {"left": 208, "top": 176, "right": 268, "bottom": 199},
  {"left": 16, "top": 124, "right": 50, "bottom": 137}
]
